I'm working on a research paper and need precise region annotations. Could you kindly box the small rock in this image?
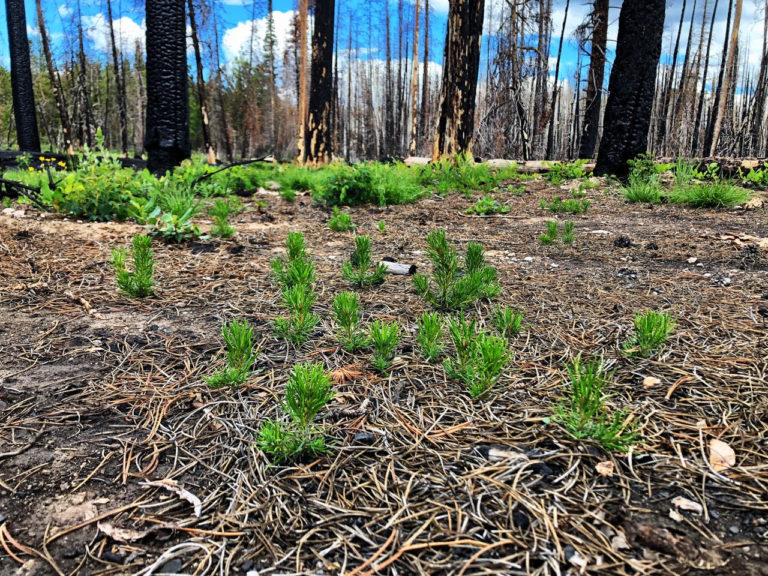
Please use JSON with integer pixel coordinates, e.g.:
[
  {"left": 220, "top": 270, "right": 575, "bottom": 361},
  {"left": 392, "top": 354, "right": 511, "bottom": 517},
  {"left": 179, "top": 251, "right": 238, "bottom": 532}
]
[
  {"left": 687, "top": 257, "right": 698, "bottom": 264},
  {"left": 550, "top": 263, "right": 559, "bottom": 268},
  {"left": 590, "top": 229, "right": 611, "bottom": 235},
  {"left": 160, "top": 558, "right": 183, "bottom": 573},
  {"left": 353, "top": 432, "right": 375, "bottom": 445},
  {"left": 729, "top": 525, "right": 740, "bottom": 535},
  {"left": 523, "top": 256, "right": 534, "bottom": 262}
]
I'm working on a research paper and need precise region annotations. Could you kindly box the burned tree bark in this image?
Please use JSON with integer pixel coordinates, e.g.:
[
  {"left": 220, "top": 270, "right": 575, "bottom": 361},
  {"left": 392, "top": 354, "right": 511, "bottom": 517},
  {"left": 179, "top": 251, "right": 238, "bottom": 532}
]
[
  {"left": 432, "top": 0, "right": 486, "bottom": 160},
  {"left": 578, "top": 0, "right": 608, "bottom": 159},
  {"left": 304, "top": 0, "right": 336, "bottom": 165},
  {"left": 6, "top": 0, "right": 41, "bottom": 151},
  {"left": 144, "top": 0, "right": 190, "bottom": 174},
  {"left": 106, "top": 0, "right": 128, "bottom": 155},
  {"left": 188, "top": 0, "right": 216, "bottom": 164},
  {"left": 593, "top": 0, "right": 665, "bottom": 178}
]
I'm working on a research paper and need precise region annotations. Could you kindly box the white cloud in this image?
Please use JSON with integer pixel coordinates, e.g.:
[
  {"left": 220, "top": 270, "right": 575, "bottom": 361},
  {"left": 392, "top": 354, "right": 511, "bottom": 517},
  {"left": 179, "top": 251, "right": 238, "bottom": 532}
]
[
  {"left": 57, "top": 4, "right": 72, "bottom": 18},
  {"left": 83, "top": 13, "right": 145, "bottom": 55},
  {"left": 222, "top": 10, "right": 295, "bottom": 64}
]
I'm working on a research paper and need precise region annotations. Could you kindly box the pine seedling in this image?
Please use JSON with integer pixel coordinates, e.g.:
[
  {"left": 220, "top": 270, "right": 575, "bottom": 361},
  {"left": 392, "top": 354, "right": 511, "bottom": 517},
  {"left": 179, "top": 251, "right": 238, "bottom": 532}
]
[
  {"left": 204, "top": 319, "right": 256, "bottom": 389},
  {"left": 562, "top": 221, "right": 575, "bottom": 244},
  {"left": 553, "top": 356, "right": 637, "bottom": 451},
  {"left": 444, "top": 316, "right": 510, "bottom": 398},
  {"left": 112, "top": 234, "right": 155, "bottom": 297},
  {"left": 257, "top": 362, "right": 334, "bottom": 463},
  {"left": 328, "top": 207, "right": 355, "bottom": 232},
  {"left": 342, "top": 235, "right": 387, "bottom": 287},
  {"left": 273, "top": 284, "right": 321, "bottom": 344},
  {"left": 623, "top": 311, "right": 675, "bottom": 358},
  {"left": 377, "top": 220, "right": 386, "bottom": 234},
  {"left": 493, "top": 306, "right": 524, "bottom": 339},
  {"left": 540, "top": 220, "right": 558, "bottom": 245},
  {"left": 270, "top": 231, "right": 316, "bottom": 289},
  {"left": 369, "top": 320, "right": 401, "bottom": 372},
  {"left": 416, "top": 311, "right": 444, "bottom": 362},
  {"left": 209, "top": 198, "right": 240, "bottom": 238},
  {"left": 333, "top": 292, "right": 369, "bottom": 351}
]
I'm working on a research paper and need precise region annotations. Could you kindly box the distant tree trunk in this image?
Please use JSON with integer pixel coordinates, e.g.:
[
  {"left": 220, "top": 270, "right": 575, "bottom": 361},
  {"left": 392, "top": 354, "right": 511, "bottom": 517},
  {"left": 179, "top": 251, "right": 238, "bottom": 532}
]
[
  {"left": 533, "top": 0, "right": 551, "bottom": 147},
  {"left": 296, "top": 0, "right": 309, "bottom": 162},
  {"left": 133, "top": 39, "right": 146, "bottom": 153},
  {"left": 6, "top": 0, "right": 41, "bottom": 151},
  {"left": 708, "top": 0, "right": 742, "bottom": 156},
  {"left": 188, "top": 0, "right": 216, "bottom": 164},
  {"left": 655, "top": 0, "right": 686, "bottom": 153},
  {"left": 749, "top": 1, "right": 768, "bottom": 155},
  {"left": 670, "top": 0, "right": 698, "bottom": 152},
  {"left": 36, "top": 0, "right": 73, "bottom": 153},
  {"left": 265, "top": 0, "right": 279, "bottom": 151},
  {"left": 418, "top": 0, "right": 430, "bottom": 152},
  {"left": 594, "top": 0, "right": 665, "bottom": 178},
  {"left": 704, "top": 0, "right": 733, "bottom": 154},
  {"left": 145, "top": 0, "right": 190, "bottom": 174},
  {"left": 384, "top": 0, "right": 394, "bottom": 156},
  {"left": 692, "top": 0, "right": 719, "bottom": 155},
  {"left": 578, "top": 0, "right": 608, "bottom": 159},
  {"left": 211, "top": 10, "right": 233, "bottom": 161},
  {"left": 304, "top": 0, "right": 335, "bottom": 165},
  {"left": 432, "top": 0, "right": 486, "bottom": 160},
  {"left": 545, "top": 0, "right": 569, "bottom": 159},
  {"left": 75, "top": 0, "right": 93, "bottom": 147},
  {"left": 408, "top": 0, "right": 420, "bottom": 155},
  {"left": 106, "top": 0, "right": 128, "bottom": 155}
]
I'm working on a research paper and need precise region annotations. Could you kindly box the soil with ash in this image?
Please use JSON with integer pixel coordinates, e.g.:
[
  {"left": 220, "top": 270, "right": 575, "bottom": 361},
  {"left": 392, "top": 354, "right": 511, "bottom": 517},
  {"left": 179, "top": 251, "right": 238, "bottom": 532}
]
[{"left": 1, "top": 178, "right": 767, "bottom": 575}]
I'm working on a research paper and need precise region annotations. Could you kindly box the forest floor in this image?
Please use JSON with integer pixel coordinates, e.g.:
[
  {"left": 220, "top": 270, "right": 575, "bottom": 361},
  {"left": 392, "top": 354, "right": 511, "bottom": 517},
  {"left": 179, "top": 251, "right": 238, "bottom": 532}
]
[{"left": 1, "top": 176, "right": 767, "bottom": 575}]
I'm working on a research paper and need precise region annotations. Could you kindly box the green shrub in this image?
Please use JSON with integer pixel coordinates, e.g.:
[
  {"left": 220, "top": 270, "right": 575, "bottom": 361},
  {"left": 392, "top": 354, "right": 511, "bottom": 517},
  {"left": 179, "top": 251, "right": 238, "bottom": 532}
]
[
  {"left": 623, "top": 310, "right": 675, "bottom": 358},
  {"left": 553, "top": 356, "right": 637, "bottom": 451},
  {"left": 342, "top": 235, "right": 386, "bottom": 287},
  {"left": 669, "top": 182, "right": 751, "bottom": 208},
  {"left": 111, "top": 234, "right": 155, "bottom": 297},
  {"left": 465, "top": 194, "right": 509, "bottom": 215},
  {"left": 209, "top": 197, "right": 241, "bottom": 238},
  {"left": 273, "top": 284, "right": 321, "bottom": 345},
  {"left": 204, "top": 319, "right": 256, "bottom": 388},
  {"left": 271, "top": 232, "right": 316, "bottom": 290},
  {"left": 416, "top": 311, "right": 444, "bottom": 362},
  {"left": 540, "top": 220, "right": 558, "bottom": 245},
  {"left": 544, "top": 160, "right": 589, "bottom": 185},
  {"left": 413, "top": 229, "right": 500, "bottom": 310},
  {"left": 328, "top": 207, "right": 355, "bottom": 232},
  {"left": 257, "top": 362, "right": 334, "bottom": 463},
  {"left": 369, "top": 320, "right": 401, "bottom": 372},
  {"left": 417, "top": 154, "right": 518, "bottom": 196},
  {"left": 562, "top": 220, "right": 575, "bottom": 244}
]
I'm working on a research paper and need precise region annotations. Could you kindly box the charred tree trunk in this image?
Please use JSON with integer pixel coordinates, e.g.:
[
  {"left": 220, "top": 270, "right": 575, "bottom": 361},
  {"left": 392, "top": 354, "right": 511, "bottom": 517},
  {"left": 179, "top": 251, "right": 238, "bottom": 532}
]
[
  {"left": 107, "top": 0, "right": 128, "bottom": 155},
  {"left": 296, "top": 0, "right": 309, "bottom": 163},
  {"left": 545, "top": 0, "right": 569, "bottom": 159},
  {"left": 36, "top": 0, "right": 73, "bottom": 153},
  {"left": 6, "top": 0, "right": 41, "bottom": 151},
  {"left": 418, "top": 0, "right": 430, "bottom": 152},
  {"left": 408, "top": 0, "right": 421, "bottom": 155},
  {"left": 304, "top": 0, "right": 335, "bottom": 165},
  {"left": 144, "top": 0, "right": 190, "bottom": 174},
  {"left": 692, "top": 0, "right": 719, "bottom": 155},
  {"left": 188, "top": 0, "right": 216, "bottom": 164},
  {"left": 432, "top": 0, "right": 485, "bottom": 160},
  {"left": 75, "top": 0, "right": 93, "bottom": 147},
  {"left": 593, "top": 0, "right": 665, "bottom": 178},
  {"left": 655, "top": 0, "right": 686, "bottom": 153},
  {"left": 578, "top": 0, "right": 608, "bottom": 159},
  {"left": 704, "top": 0, "right": 733, "bottom": 154},
  {"left": 709, "top": 0, "right": 742, "bottom": 156},
  {"left": 384, "top": 1, "right": 395, "bottom": 156}
]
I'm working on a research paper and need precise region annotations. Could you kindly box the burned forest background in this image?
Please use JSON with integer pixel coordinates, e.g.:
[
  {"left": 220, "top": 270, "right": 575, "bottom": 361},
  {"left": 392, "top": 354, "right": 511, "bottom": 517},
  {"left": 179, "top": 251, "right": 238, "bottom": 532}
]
[{"left": 0, "top": 0, "right": 764, "bottom": 162}]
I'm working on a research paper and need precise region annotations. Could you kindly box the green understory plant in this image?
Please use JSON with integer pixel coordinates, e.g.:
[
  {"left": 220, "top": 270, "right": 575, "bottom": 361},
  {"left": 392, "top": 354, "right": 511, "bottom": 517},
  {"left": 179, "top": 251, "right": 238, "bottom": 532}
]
[
  {"left": 544, "top": 159, "right": 589, "bottom": 185},
  {"left": 444, "top": 316, "right": 510, "bottom": 398},
  {"left": 623, "top": 310, "right": 675, "bottom": 358},
  {"left": 377, "top": 220, "right": 386, "bottom": 234},
  {"left": 342, "top": 235, "right": 387, "bottom": 287},
  {"left": 465, "top": 194, "right": 509, "bottom": 215},
  {"left": 493, "top": 306, "right": 524, "bottom": 339},
  {"left": 204, "top": 319, "right": 256, "bottom": 388},
  {"left": 416, "top": 311, "right": 444, "bottom": 362},
  {"left": 333, "top": 292, "right": 369, "bottom": 351},
  {"left": 209, "top": 197, "right": 241, "bottom": 238},
  {"left": 668, "top": 181, "right": 751, "bottom": 208},
  {"left": 257, "top": 362, "right": 334, "bottom": 463},
  {"left": 622, "top": 174, "right": 663, "bottom": 204},
  {"left": 369, "top": 319, "right": 401, "bottom": 372},
  {"left": 553, "top": 356, "right": 637, "bottom": 451},
  {"left": 412, "top": 229, "right": 500, "bottom": 310},
  {"left": 328, "top": 207, "right": 355, "bottom": 231},
  {"left": 541, "top": 196, "right": 591, "bottom": 214},
  {"left": 111, "top": 234, "right": 155, "bottom": 297},
  {"left": 540, "top": 220, "right": 558, "bottom": 245},
  {"left": 271, "top": 232, "right": 316, "bottom": 289},
  {"left": 562, "top": 220, "right": 575, "bottom": 244},
  {"left": 273, "top": 284, "right": 321, "bottom": 345}
]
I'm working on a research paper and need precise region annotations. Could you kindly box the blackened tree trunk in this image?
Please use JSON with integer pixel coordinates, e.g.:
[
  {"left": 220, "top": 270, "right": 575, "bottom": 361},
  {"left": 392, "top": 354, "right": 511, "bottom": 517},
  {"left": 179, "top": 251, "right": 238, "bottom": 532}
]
[
  {"left": 107, "top": 0, "right": 128, "bottom": 155},
  {"left": 144, "top": 0, "right": 190, "bottom": 174},
  {"left": 704, "top": 0, "right": 733, "bottom": 154},
  {"left": 36, "top": 0, "right": 73, "bottom": 153},
  {"left": 545, "top": 0, "right": 569, "bottom": 159},
  {"left": 709, "top": 0, "right": 742, "bottom": 156},
  {"left": 408, "top": 0, "right": 420, "bottom": 155},
  {"left": 594, "top": 0, "right": 665, "bottom": 178},
  {"left": 76, "top": 0, "right": 93, "bottom": 147},
  {"left": 692, "top": 0, "right": 719, "bottom": 155},
  {"left": 6, "top": 0, "right": 41, "bottom": 151},
  {"left": 304, "top": 0, "right": 336, "bottom": 165},
  {"left": 578, "top": 0, "right": 608, "bottom": 159},
  {"left": 188, "top": 0, "right": 216, "bottom": 164},
  {"left": 432, "top": 0, "right": 485, "bottom": 160}
]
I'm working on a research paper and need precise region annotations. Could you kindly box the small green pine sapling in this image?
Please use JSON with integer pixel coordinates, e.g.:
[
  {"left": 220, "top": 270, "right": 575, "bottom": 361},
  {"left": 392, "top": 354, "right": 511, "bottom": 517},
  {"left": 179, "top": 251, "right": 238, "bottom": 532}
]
[
  {"left": 623, "top": 311, "right": 675, "bottom": 358},
  {"left": 328, "top": 207, "right": 355, "bottom": 232},
  {"left": 342, "top": 235, "right": 387, "bottom": 287},
  {"left": 493, "top": 306, "right": 524, "bottom": 339},
  {"left": 271, "top": 232, "right": 316, "bottom": 289},
  {"left": 112, "top": 234, "right": 155, "bottom": 297},
  {"left": 540, "top": 221, "right": 558, "bottom": 245},
  {"left": 209, "top": 198, "right": 240, "bottom": 238},
  {"left": 553, "top": 356, "right": 637, "bottom": 451},
  {"left": 204, "top": 319, "right": 256, "bottom": 388},
  {"left": 562, "top": 221, "right": 575, "bottom": 244},
  {"left": 333, "top": 292, "right": 369, "bottom": 351},
  {"left": 444, "top": 316, "right": 510, "bottom": 398},
  {"left": 412, "top": 229, "right": 500, "bottom": 310},
  {"left": 377, "top": 220, "right": 386, "bottom": 234},
  {"left": 257, "top": 362, "right": 334, "bottom": 462},
  {"left": 273, "top": 284, "right": 321, "bottom": 344},
  {"left": 416, "top": 311, "right": 444, "bottom": 361},
  {"left": 369, "top": 320, "right": 401, "bottom": 372}
]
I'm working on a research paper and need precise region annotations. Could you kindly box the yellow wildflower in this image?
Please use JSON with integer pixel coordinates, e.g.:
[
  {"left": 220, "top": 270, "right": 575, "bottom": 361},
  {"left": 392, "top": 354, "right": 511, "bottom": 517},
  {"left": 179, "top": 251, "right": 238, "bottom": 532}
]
[
  {"left": 28, "top": 167, "right": 35, "bottom": 172},
  {"left": 39, "top": 156, "right": 45, "bottom": 161},
  {"left": 58, "top": 161, "right": 66, "bottom": 168}
]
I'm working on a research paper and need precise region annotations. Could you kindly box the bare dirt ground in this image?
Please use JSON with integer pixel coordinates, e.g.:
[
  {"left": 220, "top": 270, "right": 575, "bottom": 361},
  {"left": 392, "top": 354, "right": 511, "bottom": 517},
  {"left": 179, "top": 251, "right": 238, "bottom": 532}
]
[{"left": 1, "top": 177, "right": 767, "bottom": 575}]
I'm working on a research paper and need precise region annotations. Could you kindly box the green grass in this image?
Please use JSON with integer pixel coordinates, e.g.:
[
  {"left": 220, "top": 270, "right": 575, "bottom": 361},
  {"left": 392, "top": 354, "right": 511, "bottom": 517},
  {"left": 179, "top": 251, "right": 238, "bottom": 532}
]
[
  {"left": 417, "top": 155, "right": 519, "bottom": 196},
  {"left": 540, "top": 196, "right": 590, "bottom": 214},
  {"left": 622, "top": 175, "right": 663, "bottom": 204},
  {"left": 669, "top": 182, "right": 751, "bottom": 208}
]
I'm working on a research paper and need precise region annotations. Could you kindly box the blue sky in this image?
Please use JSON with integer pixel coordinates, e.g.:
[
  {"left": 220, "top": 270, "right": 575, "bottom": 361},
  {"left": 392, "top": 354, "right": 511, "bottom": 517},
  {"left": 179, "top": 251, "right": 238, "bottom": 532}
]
[{"left": 0, "top": 0, "right": 764, "bottom": 88}]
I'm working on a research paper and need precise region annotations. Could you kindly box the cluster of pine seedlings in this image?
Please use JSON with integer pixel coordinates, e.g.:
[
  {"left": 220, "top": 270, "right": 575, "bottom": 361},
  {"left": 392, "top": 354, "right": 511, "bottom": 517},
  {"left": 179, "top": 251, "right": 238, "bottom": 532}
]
[{"left": 109, "top": 227, "right": 677, "bottom": 463}]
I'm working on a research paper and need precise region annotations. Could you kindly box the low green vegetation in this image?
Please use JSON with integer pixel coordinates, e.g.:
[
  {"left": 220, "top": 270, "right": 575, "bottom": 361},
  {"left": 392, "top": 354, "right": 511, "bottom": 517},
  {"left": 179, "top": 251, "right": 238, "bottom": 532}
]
[
  {"left": 257, "top": 362, "right": 334, "bottom": 463},
  {"left": 413, "top": 229, "right": 500, "bottom": 310},
  {"left": 416, "top": 311, "right": 444, "bottom": 362},
  {"left": 417, "top": 154, "right": 519, "bottom": 196},
  {"left": 377, "top": 220, "right": 386, "bottom": 234},
  {"left": 623, "top": 310, "right": 675, "bottom": 358},
  {"left": 342, "top": 235, "right": 387, "bottom": 287},
  {"left": 369, "top": 319, "right": 401, "bottom": 372},
  {"left": 327, "top": 207, "right": 355, "bottom": 231},
  {"left": 553, "top": 356, "right": 637, "bottom": 451},
  {"left": 562, "top": 220, "right": 575, "bottom": 244},
  {"left": 205, "top": 319, "right": 257, "bottom": 389},
  {"left": 444, "top": 316, "right": 510, "bottom": 398},
  {"left": 465, "top": 194, "right": 509, "bottom": 215},
  {"left": 209, "top": 197, "right": 241, "bottom": 238},
  {"left": 668, "top": 181, "right": 751, "bottom": 208},
  {"left": 111, "top": 234, "right": 155, "bottom": 298},
  {"left": 540, "top": 220, "right": 558, "bottom": 245},
  {"left": 544, "top": 159, "right": 589, "bottom": 185},
  {"left": 540, "top": 195, "right": 591, "bottom": 214},
  {"left": 493, "top": 306, "right": 524, "bottom": 339},
  {"left": 271, "top": 232, "right": 316, "bottom": 290},
  {"left": 272, "top": 232, "right": 320, "bottom": 344},
  {"left": 333, "top": 292, "right": 369, "bottom": 351},
  {"left": 622, "top": 174, "right": 663, "bottom": 204}
]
